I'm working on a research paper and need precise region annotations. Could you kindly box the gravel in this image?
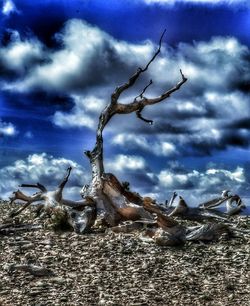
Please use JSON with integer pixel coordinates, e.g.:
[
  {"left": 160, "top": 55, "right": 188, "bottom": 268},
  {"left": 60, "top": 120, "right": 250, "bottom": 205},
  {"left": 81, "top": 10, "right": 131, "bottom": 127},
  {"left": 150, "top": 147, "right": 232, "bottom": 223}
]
[{"left": 0, "top": 202, "right": 249, "bottom": 306}]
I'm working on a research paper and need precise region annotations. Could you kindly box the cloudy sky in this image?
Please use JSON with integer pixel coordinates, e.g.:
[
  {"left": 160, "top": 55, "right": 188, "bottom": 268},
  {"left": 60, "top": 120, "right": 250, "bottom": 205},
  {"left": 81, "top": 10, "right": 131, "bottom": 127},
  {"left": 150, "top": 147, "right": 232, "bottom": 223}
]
[{"left": 0, "top": 0, "right": 250, "bottom": 206}]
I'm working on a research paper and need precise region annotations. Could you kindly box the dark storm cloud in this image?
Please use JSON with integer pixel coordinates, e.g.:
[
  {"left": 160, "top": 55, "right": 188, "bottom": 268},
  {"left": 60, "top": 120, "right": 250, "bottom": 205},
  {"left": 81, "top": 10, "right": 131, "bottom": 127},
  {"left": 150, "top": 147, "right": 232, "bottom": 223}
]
[
  {"left": 135, "top": 122, "right": 191, "bottom": 135},
  {"left": 226, "top": 118, "right": 250, "bottom": 130}
]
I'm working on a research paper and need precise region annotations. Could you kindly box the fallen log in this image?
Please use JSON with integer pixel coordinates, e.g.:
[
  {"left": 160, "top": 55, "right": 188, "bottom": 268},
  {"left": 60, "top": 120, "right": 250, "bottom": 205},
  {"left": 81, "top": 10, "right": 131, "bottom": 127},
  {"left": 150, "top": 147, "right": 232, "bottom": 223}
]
[{"left": 167, "top": 196, "right": 228, "bottom": 221}]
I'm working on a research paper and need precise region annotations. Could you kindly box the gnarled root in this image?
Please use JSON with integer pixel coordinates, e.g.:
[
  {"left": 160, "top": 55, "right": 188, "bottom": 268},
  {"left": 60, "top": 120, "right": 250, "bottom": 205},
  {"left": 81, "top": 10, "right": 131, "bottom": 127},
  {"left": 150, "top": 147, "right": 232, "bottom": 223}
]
[
  {"left": 199, "top": 191, "right": 246, "bottom": 216},
  {"left": 8, "top": 167, "right": 97, "bottom": 234},
  {"left": 186, "top": 223, "right": 231, "bottom": 242}
]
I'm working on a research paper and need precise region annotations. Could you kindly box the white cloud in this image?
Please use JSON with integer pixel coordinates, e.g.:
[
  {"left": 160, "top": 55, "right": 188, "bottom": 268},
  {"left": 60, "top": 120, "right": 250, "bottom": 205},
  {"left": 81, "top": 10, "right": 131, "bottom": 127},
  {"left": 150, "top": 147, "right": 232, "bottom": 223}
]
[
  {"left": 0, "top": 36, "right": 44, "bottom": 74},
  {"left": 103, "top": 154, "right": 249, "bottom": 205},
  {"left": 158, "top": 165, "right": 246, "bottom": 194},
  {"left": 53, "top": 95, "right": 106, "bottom": 129},
  {"left": 2, "top": 0, "right": 17, "bottom": 16},
  {"left": 112, "top": 133, "right": 177, "bottom": 157},
  {"left": 206, "top": 166, "right": 245, "bottom": 183},
  {"left": 0, "top": 152, "right": 248, "bottom": 207},
  {"left": 0, "top": 153, "right": 89, "bottom": 200},
  {"left": 3, "top": 19, "right": 153, "bottom": 93},
  {"left": 106, "top": 154, "right": 146, "bottom": 172},
  {"left": 0, "top": 120, "right": 17, "bottom": 136},
  {"left": 142, "top": 162, "right": 250, "bottom": 204}
]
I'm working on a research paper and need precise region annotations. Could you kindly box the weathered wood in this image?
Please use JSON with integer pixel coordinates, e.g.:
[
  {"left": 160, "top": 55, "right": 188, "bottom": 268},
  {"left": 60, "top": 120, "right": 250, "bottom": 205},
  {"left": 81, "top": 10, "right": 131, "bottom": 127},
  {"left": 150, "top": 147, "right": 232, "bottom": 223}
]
[
  {"left": 186, "top": 224, "right": 230, "bottom": 242},
  {"left": 168, "top": 196, "right": 228, "bottom": 221}
]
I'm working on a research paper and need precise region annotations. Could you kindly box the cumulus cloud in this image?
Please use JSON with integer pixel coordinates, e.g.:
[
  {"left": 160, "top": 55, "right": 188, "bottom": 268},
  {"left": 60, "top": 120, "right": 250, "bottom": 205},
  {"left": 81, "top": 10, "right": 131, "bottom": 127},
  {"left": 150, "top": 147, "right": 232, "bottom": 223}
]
[
  {"left": 0, "top": 152, "right": 249, "bottom": 207},
  {"left": 0, "top": 153, "right": 89, "bottom": 199},
  {"left": 105, "top": 154, "right": 158, "bottom": 195},
  {"left": 0, "top": 120, "right": 17, "bottom": 136},
  {"left": 104, "top": 154, "right": 249, "bottom": 205},
  {"left": 156, "top": 163, "right": 250, "bottom": 204},
  {"left": 53, "top": 95, "right": 106, "bottom": 129},
  {"left": 112, "top": 133, "right": 177, "bottom": 157},
  {"left": 106, "top": 154, "right": 146, "bottom": 172},
  {"left": 0, "top": 32, "right": 44, "bottom": 79},
  {"left": 2, "top": 0, "right": 18, "bottom": 16},
  {"left": 3, "top": 19, "right": 153, "bottom": 93},
  {"left": 158, "top": 165, "right": 245, "bottom": 191}
]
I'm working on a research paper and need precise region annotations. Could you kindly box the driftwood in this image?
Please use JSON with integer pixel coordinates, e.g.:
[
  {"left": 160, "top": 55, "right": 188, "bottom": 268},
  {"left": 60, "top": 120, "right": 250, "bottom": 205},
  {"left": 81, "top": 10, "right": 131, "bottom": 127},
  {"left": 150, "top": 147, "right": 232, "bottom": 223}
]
[
  {"left": 198, "top": 190, "right": 246, "bottom": 216},
  {"left": 7, "top": 170, "right": 247, "bottom": 245},
  {"left": 186, "top": 224, "right": 231, "bottom": 242},
  {"left": 8, "top": 167, "right": 97, "bottom": 233},
  {"left": 167, "top": 196, "right": 228, "bottom": 221}
]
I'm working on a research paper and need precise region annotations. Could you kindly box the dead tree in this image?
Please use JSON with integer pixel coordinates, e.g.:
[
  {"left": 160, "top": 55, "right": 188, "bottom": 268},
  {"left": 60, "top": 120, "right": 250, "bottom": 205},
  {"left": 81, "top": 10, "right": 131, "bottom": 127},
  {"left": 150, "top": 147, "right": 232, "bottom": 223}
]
[
  {"left": 7, "top": 32, "right": 249, "bottom": 246},
  {"left": 8, "top": 32, "right": 191, "bottom": 243},
  {"left": 80, "top": 31, "right": 187, "bottom": 226}
]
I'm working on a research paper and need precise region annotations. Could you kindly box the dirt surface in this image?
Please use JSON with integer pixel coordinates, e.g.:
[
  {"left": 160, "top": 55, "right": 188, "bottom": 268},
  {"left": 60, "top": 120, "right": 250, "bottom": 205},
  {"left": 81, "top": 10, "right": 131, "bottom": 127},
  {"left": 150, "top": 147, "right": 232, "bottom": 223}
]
[{"left": 0, "top": 202, "right": 249, "bottom": 306}]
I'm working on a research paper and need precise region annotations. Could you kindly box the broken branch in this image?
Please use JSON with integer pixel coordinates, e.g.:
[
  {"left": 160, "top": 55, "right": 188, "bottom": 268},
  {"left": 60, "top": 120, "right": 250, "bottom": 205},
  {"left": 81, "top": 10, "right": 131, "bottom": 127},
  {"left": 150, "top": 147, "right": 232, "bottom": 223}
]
[
  {"left": 19, "top": 183, "right": 47, "bottom": 192},
  {"left": 111, "top": 29, "right": 166, "bottom": 104}
]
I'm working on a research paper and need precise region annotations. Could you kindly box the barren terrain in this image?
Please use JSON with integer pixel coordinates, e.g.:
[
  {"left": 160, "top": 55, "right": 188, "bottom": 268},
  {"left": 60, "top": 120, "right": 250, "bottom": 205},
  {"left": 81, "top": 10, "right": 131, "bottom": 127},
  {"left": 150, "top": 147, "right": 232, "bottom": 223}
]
[{"left": 0, "top": 202, "right": 249, "bottom": 306}]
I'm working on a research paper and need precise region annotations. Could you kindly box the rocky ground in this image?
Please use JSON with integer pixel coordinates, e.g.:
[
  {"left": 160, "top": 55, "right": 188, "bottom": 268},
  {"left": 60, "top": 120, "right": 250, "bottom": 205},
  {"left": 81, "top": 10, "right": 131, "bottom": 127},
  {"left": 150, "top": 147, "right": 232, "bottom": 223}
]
[{"left": 0, "top": 202, "right": 249, "bottom": 306}]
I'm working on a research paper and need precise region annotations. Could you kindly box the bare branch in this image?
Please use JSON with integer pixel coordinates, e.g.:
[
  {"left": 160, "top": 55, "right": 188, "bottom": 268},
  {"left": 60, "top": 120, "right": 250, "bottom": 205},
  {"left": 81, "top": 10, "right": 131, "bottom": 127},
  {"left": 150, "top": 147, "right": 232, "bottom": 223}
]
[
  {"left": 168, "top": 196, "right": 188, "bottom": 217},
  {"left": 134, "top": 79, "right": 153, "bottom": 101},
  {"left": 199, "top": 195, "right": 232, "bottom": 210},
  {"left": 111, "top": 30, "right": 166, "bottom": 103},
  {"left": 9, "top": 190, "right": 44, "bottom": 218},
  {"left": 58, "top": 166, "right": 72, "bottom": 190},
  {"left": 136, "top": 105, "right": 154, "bottom": 125},
  {"left": 19, "top": 183, "right": 47, "bottom": 192},
  {"left": 226, "top": 195, "right": 246, "bottom": 216},
  {"left": 134, "top": 80, "right": 154, "bottom": 124},
  {"left": 9, "top": 190, "right": 42, "bottom": 204},
  {"left": 61, "top": 197, "right": 95, "bottom": 209},
  {"left": 168, "top": 192, "right": 178, "bottom": 207},
  {"left": 139, "top": 69, "right": 187, "bottom": 106},
  {"left": 116, "top": 69, "right": 187, "bottom": 115},
  {"left": 144, "top": 29, "right": 166, "bottom": 70}
]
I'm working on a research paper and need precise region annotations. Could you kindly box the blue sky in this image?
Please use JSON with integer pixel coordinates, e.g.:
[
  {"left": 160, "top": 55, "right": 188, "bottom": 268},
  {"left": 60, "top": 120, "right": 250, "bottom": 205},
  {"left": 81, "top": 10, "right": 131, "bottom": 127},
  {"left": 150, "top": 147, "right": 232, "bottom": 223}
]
[{"left": 0, "top": 0, "right": 250, "bottom": 205}]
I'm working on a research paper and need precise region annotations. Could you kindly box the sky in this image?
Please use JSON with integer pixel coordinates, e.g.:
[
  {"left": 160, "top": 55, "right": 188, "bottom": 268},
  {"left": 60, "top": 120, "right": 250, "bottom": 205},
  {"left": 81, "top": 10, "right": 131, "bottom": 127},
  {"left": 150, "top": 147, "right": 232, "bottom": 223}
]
[{"left": 0, "top": 0, "right": 250, "bottom": 207}]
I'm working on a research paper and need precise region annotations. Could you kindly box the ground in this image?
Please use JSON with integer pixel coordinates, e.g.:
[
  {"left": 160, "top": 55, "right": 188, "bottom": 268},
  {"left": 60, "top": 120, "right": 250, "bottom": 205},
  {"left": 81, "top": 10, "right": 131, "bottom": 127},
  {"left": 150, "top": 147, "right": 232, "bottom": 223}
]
[{"left": 0, "top": 202, "right": 249, "bottom": 306}]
